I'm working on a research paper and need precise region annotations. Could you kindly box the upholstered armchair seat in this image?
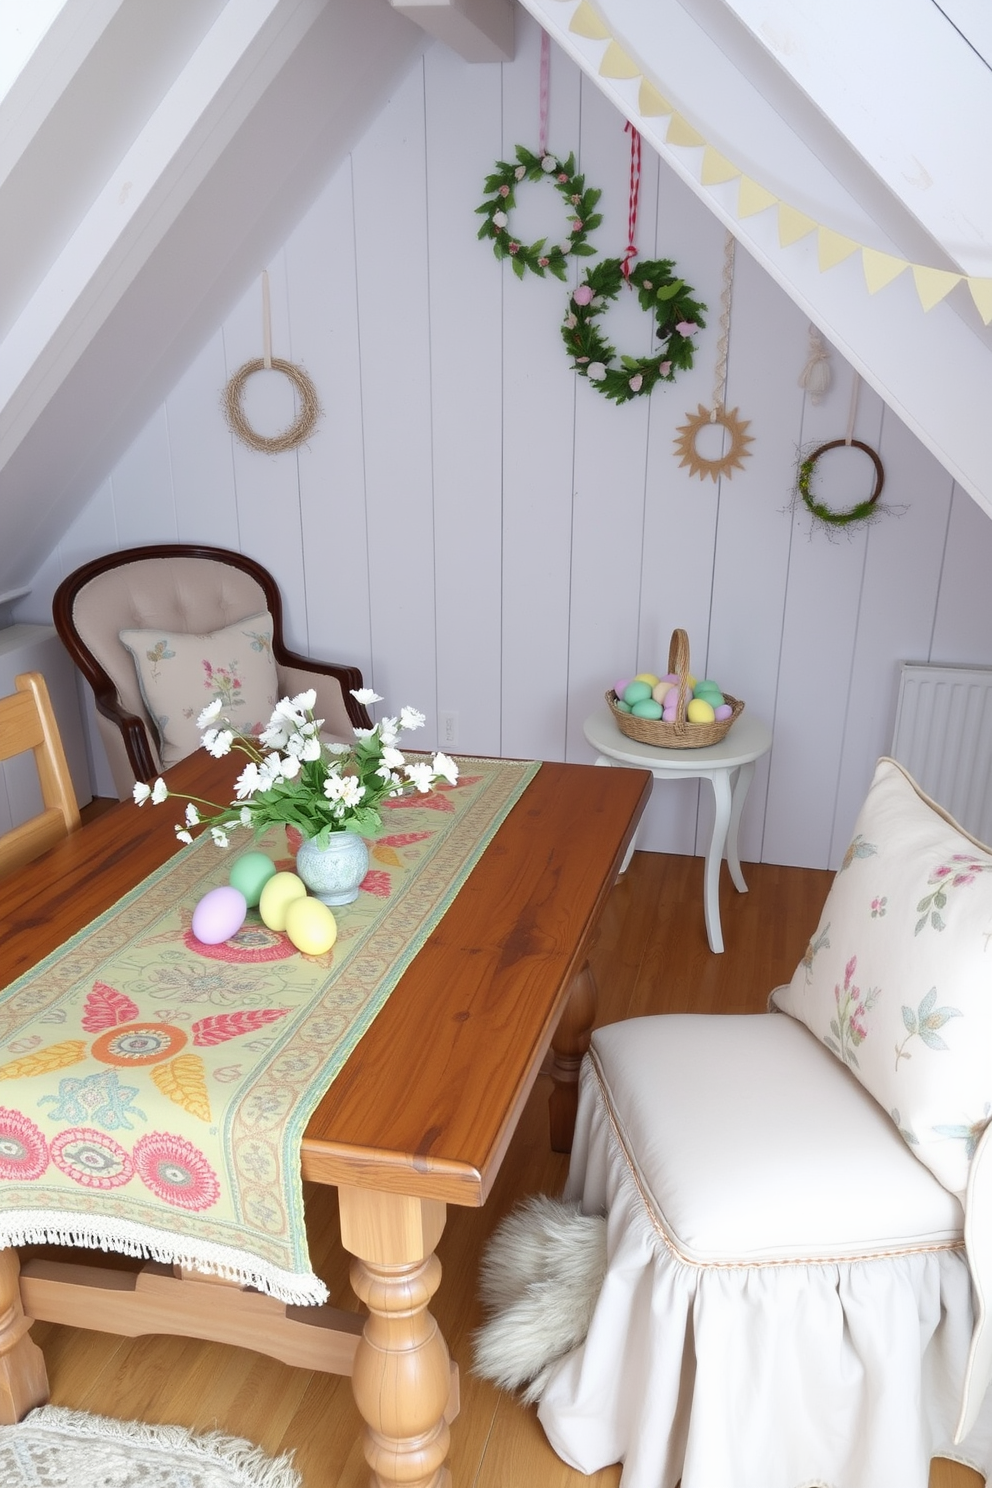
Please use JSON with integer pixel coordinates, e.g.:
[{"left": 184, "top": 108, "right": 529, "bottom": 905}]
[{"left": 54, "top": 545, "right": 371, "bottom": 799}]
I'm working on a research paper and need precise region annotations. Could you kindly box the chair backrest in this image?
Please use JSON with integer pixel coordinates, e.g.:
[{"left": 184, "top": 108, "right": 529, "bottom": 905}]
[
  {"left": 0, "top": 672, "right": 81, "bottom": 876},
  {"left": 53, "top": 544, "right": 366, "bottom": 800}
]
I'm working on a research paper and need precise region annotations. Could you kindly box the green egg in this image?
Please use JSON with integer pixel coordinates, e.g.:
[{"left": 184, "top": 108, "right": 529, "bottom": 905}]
[
  {"left": 695, "top": 685, "right": 725, "bottom": 706},
  {"left": 229, "top": 851, "right": 278, "bottom": 907},
  {"left": 614, "top": 699, "right": 633, "bottom": 713},
  {"left": 631, "top": 698, "right": 663, "bottom": 720},
  {"left": 623, "top": 680, "right": 653, "bottom": 706}
]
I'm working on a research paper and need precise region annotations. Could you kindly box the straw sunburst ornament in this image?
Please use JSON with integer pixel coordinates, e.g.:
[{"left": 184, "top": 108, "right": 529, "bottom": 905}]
[{"left": 674, "top": 231, "right": 753, "bottom": 482}]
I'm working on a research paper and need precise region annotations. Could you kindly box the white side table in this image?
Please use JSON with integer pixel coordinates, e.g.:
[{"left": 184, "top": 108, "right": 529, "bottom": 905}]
[{"left": 583, "top": 706, "right": 773, "bottom": 954}]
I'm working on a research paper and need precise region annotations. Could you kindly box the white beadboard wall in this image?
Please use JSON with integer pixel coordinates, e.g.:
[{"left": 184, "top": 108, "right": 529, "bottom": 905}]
[{"left": 17, "top": 13, "right": 992, "bottom": 870}]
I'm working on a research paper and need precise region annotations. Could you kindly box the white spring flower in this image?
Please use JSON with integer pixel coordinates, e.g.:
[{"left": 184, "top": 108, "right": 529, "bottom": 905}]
[
  {"left": 432, "top": 751, "right": 459, "bottom": 786},
  {"left": 203, "top": 729, "right": 234, "bottom": 758},
  {"left": 133, "top": 782, "right": 151, "bottom": 805},
  {"left": 175, "top": 826, "right": 193, "bottom": 844},
  {"left": 185, "top": 803, "right": 201, "bottom": 826},
  {"left": 404, "top": 761, "right": 435, "bottom": 793},
  {"left": 300, "top": 736, "right": 322, "bottom": 762},
  {"left": 326, "top": 741, "right": 350, "bottom": 755},
  {"left": 351, "top": 688, "right": 383, "bottom": 706},
  {"left": 353, "top": 727, "right": 374, "bottom": 740},
  {"left": 210, "top": 826, "right": 230, "bottom": 848},
  {"left": 277, "top": 754, "right": 301, "bottom": 780},
  {"left": 399, "top": 706, "right": 426, "bottom": 731},
  {"left": 260, "top": 719, "right": 289, "bottom": 750},
  {"left": 382, "top": 746, "right": 405, "bottom": 770},
  {"left": 197, "top": 699, "right": 224, "bottom": 729},
  {"left": 378, "top": 717, "right": 399, "bottom": 746},
  {"left": 290, "top": 689, "right": 317, "bottom": 712},
  {"left": 240, "top": 806, "right": 253, "bottom": 826},
  {"left": 257, "top": 754, "right": 284, "bottom": 789},
  {"left": 323, "top": 773, "right": 348, "bottom": 803},
  {"left": 234, "top": 763, "right": 261, "bottom": 800},
  {"left": 339, "top": 777, "right": 365, "bottom": 808},
  {"left": 151, "top": 778, "right": 169, "bottom": 803}
]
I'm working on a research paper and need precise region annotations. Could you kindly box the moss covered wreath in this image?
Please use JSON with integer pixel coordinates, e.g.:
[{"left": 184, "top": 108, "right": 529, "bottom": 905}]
[{"left": 560, "top": 257, "right": 706, "bottom": 404}]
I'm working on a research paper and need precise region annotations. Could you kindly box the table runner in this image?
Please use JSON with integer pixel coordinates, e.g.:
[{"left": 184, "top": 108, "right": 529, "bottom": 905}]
[{"left": 0, "top": 757, "right": 539, "bottom": 1304}]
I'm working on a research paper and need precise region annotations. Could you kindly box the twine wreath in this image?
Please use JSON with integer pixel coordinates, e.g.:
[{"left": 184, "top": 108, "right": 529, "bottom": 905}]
[
  {"left": 562, "top": 256, "right": 706, "bottom": 402},
  {"left": 674, "top": 231, "right": 753, "bottom": 481},
  {"left": 223, "top": 272, "right": 321, "bottom": 454},
  {"left": 476, "top": 145, "right": 602, "bottom": 281}
]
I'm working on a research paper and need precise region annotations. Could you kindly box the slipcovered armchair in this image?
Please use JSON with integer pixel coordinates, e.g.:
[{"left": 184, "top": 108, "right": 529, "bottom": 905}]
[
  {"left": 53, "top": 544, "right": 372, "bottom": 800},
  {"left": 478, "top": 758, "right": 992, "bottom": 1488}
]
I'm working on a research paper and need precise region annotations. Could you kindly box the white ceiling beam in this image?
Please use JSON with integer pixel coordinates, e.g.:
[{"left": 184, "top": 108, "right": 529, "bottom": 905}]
[{"left": 389, "top": 0, "right": 514, "bottom": 61}]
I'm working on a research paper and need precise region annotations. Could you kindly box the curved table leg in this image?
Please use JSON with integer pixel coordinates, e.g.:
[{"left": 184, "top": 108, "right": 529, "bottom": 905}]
[
  {"left": 548, "top": 962, "right": 597, "bottom": 1153},
  {"left": 339, "top": 1188, "right": 453, "bottom": 1488},
  {"left": 0, "top": 1250, "right": 48, "bottom": 1424},
  {"left": 703, "top": 769, "right": 733, "bottom": 955},
  {"left": 726, "top": 759, "right": 755, "bottom": 894}
]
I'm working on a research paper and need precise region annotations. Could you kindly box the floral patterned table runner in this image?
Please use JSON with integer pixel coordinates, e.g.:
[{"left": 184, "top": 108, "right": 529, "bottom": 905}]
[{"left": 0, "top": 758, "right": 539, "bottom": 1304}]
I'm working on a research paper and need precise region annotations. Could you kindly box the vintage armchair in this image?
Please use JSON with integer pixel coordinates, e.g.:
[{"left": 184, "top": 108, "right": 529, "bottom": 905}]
[
  {"left": 483, "top": 758, "right": 992, "bottom": 1488},
  {"left": 54, "top": 544, "right": 372, "bottom": 800}
]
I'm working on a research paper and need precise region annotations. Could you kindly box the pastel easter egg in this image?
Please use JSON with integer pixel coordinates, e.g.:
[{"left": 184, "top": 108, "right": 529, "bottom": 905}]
[
  {"left": 687, "top": 698, "right": 716, "bottom": 724},
  {"left": 698, "top": 689, "right": 725, "bottom": 707},
  {"left": 714, "top": 703, "right": 734, "bottom": 721},
  {"left": 652, "top": 682, "right": 675, "bottom": 706},
  {"left": 229, "top": 851, "right": 277, "bottom": 907},
  {"left": 285, "top": 897, "right": 338, "bottom": 956},
  {"left": 662, "top": 705, "right": 678, "bottom": 722},
  {"left": 191, "top": 886, "right": 247, "bottom": 946},
  {"left": 631, "top": 698, "right": 663, "bottom": 720},
  {"left": 614, "top": 699, "right": 633, "bottom": 713},
  {"left": 661, "top": 674, "right": 679, "bottom": 685},
  {"left": 623, "top": 680, "right": 653, "bottom": 706},
  {"left": 695, "top": 679, "right": 720, "bottom": 695},
  {"left": 258, "top": 871, "right": 308, "bottom": 932},
  {"left": 633, "top": 672, "right": 660, "bottom": 688},
  {"left": 614, "top": 679, "right": 632, "bottom": 697}
]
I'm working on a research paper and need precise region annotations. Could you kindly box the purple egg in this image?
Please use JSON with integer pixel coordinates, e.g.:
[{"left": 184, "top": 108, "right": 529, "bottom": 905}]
[
  {"left": 662, "top": 705, "right": 678, "bottom": 722},
  {"left": 192, "top": 885, "right": 247, "bottom": 945},
  {"left": 614, "top": 679, "right": 631, "bottom": 698},
  {"left": 714, "top": 703, "right": 733, "bottom": 721}
]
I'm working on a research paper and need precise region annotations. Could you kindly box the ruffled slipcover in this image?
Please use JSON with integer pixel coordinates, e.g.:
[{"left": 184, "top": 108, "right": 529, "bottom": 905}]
[{"left": 537, "top": 1013, "right": 992, "bottom": 1488}]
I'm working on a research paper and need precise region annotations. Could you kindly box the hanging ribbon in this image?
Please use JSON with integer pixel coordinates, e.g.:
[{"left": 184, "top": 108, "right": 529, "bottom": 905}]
[
  {"left": 622, "top": 120, "right": 641, "bottom": 280},
  {"left": 538, "top": 29, "right": 551, "bottom": 157}
]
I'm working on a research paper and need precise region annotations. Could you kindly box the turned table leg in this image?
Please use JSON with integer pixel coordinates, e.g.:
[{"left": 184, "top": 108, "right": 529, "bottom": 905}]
[
  {"left": 548, "top": 961, "right": 597, "bottom": 1154},
  {"left": 338, "top": 1186, "right": 453, "bottom": 1488},
  {"left": 0, "top": 1250, "right": 48, "bottom": 1424}
]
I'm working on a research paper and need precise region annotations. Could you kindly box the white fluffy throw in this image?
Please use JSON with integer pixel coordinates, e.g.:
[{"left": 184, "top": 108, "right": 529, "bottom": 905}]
[{"left": 472, "top": 1194, "right": 607, "bottom": 1404}]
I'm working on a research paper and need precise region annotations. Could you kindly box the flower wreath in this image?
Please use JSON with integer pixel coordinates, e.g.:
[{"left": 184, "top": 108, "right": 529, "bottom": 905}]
[
  {"left": 476, "top": 146, "right": 602, "bottom": 280},
  {"left": 561, "top": 257, "right": 707, "bottom": 403},
  {"left": 795, "top": 439, "right": 886, "bottom": 529}
]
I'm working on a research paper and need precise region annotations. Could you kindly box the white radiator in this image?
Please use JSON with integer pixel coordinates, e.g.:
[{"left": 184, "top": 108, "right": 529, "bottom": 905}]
[{"left": 891, "top": 663, "right": 992, "bottom": 846}]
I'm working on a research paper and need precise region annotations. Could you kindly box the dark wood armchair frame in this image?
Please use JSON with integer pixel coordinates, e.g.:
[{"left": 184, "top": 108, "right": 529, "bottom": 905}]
[{"left": 53, "top": 544, "right": 373, "bottom": 786}]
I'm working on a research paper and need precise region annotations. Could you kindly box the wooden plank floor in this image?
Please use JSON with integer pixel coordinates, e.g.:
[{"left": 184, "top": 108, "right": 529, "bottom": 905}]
[{"left": 24, "top": 842, "right": 985, "bottom": 1486}]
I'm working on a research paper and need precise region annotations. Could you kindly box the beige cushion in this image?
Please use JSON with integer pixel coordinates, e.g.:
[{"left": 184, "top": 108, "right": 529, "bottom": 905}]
[
  {"left": 773, "top": 757, "right": 992, "bottom": 1195},
  {"left": 119, "top": 612, "right": 278, "bottom": 767}
]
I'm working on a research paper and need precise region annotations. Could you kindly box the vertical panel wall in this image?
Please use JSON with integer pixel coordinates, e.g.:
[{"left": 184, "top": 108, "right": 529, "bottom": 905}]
[{"left": 20, "top": 13, "right": 992, "bottom": 867}]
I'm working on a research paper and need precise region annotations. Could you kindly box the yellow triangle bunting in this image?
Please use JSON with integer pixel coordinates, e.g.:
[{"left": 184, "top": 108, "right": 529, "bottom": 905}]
[
  {"left": 638, "top": 79, "right": 673, "bottom": 116},
  {"left": 599, "top": 40, "right": 641, "bottom": 78},
  {"left": 777, "top": 205, "right": 817, "bottom": 247},
  {"left": 968, "top": 277, "right": 992, "bottom": 325},
  {"left": 701, "top": 148, "right": 740, "bottom": 186},
  {"left": 911, "top": 264, "right": 961, "bottom": 312},
  {"left": 818, "top": 229, "right": 859, "bottom": 272},
  {"left": 862, "top": 248, "right": 908, "bottom": 294},
  {"left": 666, "top": 113, "right": 705, "bottom": 147},
  {"left": 569, "top": 1, "right": 612, "bottom": 39},
  {"left": 737, "top": 177, "right": 778, "bottom": 218}
]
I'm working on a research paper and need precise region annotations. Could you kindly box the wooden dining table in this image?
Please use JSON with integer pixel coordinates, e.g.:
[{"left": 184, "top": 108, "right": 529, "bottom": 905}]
[{"left": 0, "top": 746, "right": 650, "bottom": 1487}]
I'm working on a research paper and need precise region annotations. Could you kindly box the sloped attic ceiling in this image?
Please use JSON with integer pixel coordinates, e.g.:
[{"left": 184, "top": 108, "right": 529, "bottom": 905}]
[
  {"left": 518, "top": 0, "right": 992, "bottom": 519},
  {"left": 0, "top": 0, "right": 427, "bottom": 601}
]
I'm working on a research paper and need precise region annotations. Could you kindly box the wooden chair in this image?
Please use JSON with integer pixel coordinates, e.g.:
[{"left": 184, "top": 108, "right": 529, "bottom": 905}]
[
  {"left": 0, "top": 673, "right": 80, "bottom": 876},
  {"left": 53, "top": 544, "right": 372, "bottom": 799}
]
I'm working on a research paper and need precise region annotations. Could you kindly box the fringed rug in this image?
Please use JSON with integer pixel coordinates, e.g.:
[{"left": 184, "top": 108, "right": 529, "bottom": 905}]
[{"left": 0, "top": 1406, "right": 300, "bottom": 1487}]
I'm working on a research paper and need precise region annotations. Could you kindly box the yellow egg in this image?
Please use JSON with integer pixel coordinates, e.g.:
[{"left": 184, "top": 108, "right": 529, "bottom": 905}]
[
  {"left": 687, "top": 697, "right": 716, "bottom": 724},
  {"left": 285, "top": 896, "right": 338, "bottom": 956},
  {"left": 258, "top": 871, "right": 307, "bottom": 931},
  {"left": 633, "top": 672, "right": 660, "bottom": 688}
]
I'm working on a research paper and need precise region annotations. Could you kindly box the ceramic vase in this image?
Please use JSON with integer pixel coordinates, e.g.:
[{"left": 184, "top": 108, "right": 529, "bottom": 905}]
[{"left": 295, "top": 831, "right": 369, "bottom": 906}]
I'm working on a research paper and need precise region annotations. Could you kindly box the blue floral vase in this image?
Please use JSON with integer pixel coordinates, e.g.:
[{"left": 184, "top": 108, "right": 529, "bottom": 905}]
[{"left": 295, "top": 832, "right": 369, "bottom": 906}]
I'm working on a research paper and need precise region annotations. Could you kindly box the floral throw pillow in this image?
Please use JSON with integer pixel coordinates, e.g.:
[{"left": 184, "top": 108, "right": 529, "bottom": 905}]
[
  {"left": 119, "top": 612, "right": 278, "bottom": 768},
  {"left": 772, "top": 757, "right": 992, "bottom": 1195}
]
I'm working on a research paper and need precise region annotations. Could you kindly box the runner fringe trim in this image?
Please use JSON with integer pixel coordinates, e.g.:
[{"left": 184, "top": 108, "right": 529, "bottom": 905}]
[{"left": 0, "top": 1210, "right": 328, "bottom": 1306}]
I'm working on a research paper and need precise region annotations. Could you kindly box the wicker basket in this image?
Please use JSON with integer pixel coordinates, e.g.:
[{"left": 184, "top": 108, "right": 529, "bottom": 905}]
[{"left": 607, "top": 629, "right": 745, "bottom": 749}]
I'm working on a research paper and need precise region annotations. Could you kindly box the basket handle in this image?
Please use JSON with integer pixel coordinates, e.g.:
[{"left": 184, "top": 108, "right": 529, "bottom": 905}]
[{"left": 667, "top": 628, "right": 691, "bottom": 735}]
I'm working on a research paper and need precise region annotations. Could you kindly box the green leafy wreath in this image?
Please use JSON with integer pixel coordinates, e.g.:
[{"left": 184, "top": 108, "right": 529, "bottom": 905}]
[
  {"left": 561, "top": 257, "right": 707, "bottom": 403},
  {"left": 476, "top": 146, "right": 602, "bottom": 281},
  {"left": 795, "top": 439, "right": 886, "bottom": 529}
]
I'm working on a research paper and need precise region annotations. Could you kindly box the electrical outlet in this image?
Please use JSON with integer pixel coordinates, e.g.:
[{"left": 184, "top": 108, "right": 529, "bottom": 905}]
[{"left": 440, "top": 711, "right": 458, "bottom": 747}]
